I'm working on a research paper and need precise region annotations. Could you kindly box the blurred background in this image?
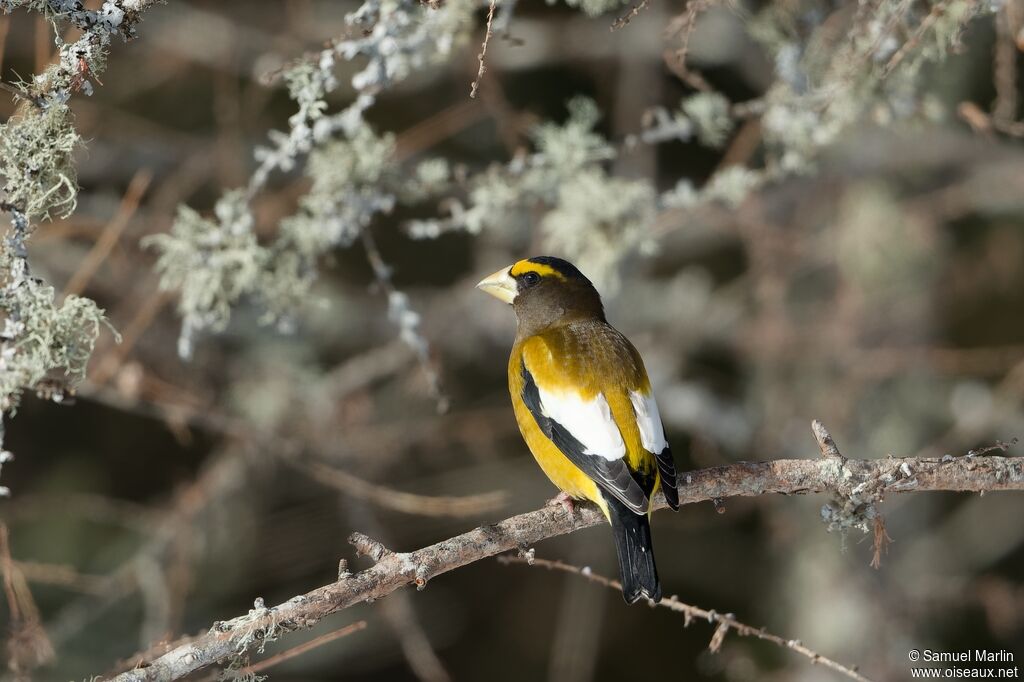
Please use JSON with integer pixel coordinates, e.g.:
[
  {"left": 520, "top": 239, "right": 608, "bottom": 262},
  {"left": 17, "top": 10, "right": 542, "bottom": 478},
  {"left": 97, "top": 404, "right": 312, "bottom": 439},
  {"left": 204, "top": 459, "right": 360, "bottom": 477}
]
[{"left": 1, "top": 0, "right": 1024, "bottom": 679}]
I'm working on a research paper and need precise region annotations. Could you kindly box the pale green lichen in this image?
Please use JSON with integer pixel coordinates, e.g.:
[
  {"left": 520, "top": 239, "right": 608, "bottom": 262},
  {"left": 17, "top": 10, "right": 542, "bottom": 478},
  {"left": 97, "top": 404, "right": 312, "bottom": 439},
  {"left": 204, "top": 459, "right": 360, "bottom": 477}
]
[
  {"left": 0, "top": 103, "right": 80, "bottom": 222},
  {"left": 751, "top": 0, "right": 991, "bottom": 178},
  {"left": 153, "top": 0, "right": 477, "bottom": 364},
  {"left": 638, "top": 92, "right": 734, "bottom": 147},
  {"left": 0, "top": 247, "right": 111, "bottom": 414},
  {"left": 681, "top": 92, "right": 734, "bottom": 147},
  {"left": 702, "top": 166, "right": 762, "bottom": 207},
  {"left": 144, "top": 191, "right": 264, "bottom": 358},
  {"left": 281, "top": 125, "right": 398, "bottom": 256},
  {"left": 148, "top": 123, "right": 409, "bottom": 356},
  {"left": 530, "top": 96, "right": 615, "bottom": 172}
]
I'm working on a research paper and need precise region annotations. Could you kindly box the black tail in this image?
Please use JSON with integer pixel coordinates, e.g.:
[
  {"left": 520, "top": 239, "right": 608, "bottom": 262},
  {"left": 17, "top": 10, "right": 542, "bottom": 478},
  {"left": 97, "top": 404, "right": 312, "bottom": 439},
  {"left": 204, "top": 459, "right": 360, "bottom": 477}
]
[{"left": 605, "top": 493, "right": 661, "bottom": 604}]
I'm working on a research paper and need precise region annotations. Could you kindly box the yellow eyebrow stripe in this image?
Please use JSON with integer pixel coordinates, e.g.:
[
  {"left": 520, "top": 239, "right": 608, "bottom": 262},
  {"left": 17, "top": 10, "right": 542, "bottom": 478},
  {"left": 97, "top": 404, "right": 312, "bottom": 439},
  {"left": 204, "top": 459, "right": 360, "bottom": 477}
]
[{"left": 510, "top": 260, "right": 565, "bottom": 280}]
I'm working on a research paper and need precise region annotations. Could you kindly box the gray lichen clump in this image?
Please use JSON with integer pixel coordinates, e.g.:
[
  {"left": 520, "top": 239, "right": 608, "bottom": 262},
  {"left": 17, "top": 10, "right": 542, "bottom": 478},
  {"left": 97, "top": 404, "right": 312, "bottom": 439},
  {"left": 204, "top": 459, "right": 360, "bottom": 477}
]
[
  {"left": 0, "top": 104, "right": 80, "bottom": 222},
  {"left": 145, "top": 193, "right": 265, "bottom": 359},
  {"left": 0, "top": 249, "right": 109, "bottom": 413}
]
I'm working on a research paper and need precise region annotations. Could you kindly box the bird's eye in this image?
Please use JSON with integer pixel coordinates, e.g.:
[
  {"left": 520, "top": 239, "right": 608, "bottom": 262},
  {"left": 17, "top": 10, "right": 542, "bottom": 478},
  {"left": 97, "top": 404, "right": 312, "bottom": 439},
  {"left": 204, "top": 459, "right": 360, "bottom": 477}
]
[{"left": 521, "top": 272, "right": 541, "bottom": 287}]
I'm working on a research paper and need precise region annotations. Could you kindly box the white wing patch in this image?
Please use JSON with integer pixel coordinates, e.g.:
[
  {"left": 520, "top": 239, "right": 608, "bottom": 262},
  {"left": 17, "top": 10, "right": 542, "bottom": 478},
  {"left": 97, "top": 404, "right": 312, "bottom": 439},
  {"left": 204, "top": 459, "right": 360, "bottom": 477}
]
[
  {"left": 536, "top": 386, "right": 626, "bottom": 461},
  {"left": 629, "top": 390, "right": 668, "bottom": 453}
]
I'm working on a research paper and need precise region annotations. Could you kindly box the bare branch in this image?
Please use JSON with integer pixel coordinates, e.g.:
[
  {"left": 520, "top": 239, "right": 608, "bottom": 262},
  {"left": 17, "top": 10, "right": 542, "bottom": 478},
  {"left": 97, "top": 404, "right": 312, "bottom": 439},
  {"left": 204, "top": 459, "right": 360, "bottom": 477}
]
[
  {"left": 870, "top": 515, "right": 893, "bottom": 570},
  {"left": 105, "top": 436, "right": 1024, "bottom": 681},
  {"left": 13, "top": 560, "right": 113, "bottom": 596},
  {"left": 292, "top": 459, "right": 508, "bottom": 518}
]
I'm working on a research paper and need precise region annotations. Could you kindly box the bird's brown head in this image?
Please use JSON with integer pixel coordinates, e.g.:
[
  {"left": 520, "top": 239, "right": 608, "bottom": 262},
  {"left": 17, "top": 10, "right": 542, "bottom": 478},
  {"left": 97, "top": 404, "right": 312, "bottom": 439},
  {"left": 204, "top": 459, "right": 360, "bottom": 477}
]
[{"left": 476, "top": 256, "right": 604, "bottom": 335}]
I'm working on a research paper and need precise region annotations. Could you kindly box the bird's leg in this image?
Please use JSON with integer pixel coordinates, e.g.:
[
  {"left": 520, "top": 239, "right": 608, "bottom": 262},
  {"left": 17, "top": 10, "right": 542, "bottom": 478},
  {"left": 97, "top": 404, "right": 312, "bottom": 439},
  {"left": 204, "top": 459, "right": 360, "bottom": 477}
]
[{"left": 546, "top": 491, "right": 575, "bottom": 516}]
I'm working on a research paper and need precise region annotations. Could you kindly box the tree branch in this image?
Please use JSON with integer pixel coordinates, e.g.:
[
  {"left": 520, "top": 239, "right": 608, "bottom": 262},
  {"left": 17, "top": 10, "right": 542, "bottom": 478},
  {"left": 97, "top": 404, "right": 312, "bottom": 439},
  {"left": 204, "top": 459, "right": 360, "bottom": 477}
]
[{"left": 107, "top": 426, "right": 1024, "bottom": 681}]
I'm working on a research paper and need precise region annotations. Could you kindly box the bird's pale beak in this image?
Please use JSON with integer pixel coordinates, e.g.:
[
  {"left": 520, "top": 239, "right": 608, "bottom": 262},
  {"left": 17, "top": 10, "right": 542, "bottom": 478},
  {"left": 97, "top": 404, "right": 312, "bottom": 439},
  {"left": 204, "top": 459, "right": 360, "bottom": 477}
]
[{"left": 476, "top": 266, "right": 517, "bottom": 304}]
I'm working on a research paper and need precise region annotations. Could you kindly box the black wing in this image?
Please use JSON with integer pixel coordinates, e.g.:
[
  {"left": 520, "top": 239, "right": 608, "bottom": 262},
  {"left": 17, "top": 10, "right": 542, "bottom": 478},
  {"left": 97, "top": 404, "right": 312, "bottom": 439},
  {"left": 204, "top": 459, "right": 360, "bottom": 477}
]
[
  {"left": 520, "top": 360, "right": 650, "bottom": 514},
  {"left": 654, "top": 445, "right": 679, "bottom": 510}
]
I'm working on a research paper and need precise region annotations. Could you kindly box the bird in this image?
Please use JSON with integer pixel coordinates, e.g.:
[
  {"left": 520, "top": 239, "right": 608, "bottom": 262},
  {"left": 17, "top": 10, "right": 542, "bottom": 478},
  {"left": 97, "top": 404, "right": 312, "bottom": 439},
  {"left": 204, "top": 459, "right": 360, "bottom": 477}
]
[{"left": 477, "top": 256, "right": 679, "bottom": 603}]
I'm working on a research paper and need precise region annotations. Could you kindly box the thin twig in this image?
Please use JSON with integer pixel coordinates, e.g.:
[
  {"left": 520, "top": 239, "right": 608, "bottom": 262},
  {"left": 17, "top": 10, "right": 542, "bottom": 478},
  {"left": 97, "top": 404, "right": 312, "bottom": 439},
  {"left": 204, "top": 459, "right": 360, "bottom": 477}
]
[
  {"left": 469, "top": 0, "right": 497, "bottom": 99},
  {"left": 4, "top": 492, "right": 159, "bottom": 531},
  {"left": 239, "top": 621, "right": 367, "bottom": 676},
  {"left": 13, "top": 561, "right": 114, "bottom": 595},
  {"left": 62, "top": 169, "right": 153, "bottom": 298},
  {"left": 612, "top": 0, "right": 650, "bottom": 31},
  {"left": 881, "top": 0, "right": 959, "bottom": 77},
  {"left": 394, "top": 99, "right": 488, "bottom": 162},
  {"left": 663, "top": 0, "right": 716, "bottom": 91},
  {"left": 959, "top": 101, "right": 1024, "bottom": 138},
  {"left": 0, "top": 524, "right": 22, "bottom": 624},
  {"left": 870, "top": 515, "right": 893, "bottom": 570},
  {"left": 813, "top": 419, "right": 845, "bottom": 460},
  {"left": 0, "top": 523, "right": 55, "bottom": 673},
  {"left": 382, "top": 592, "right": 452, "bottom": 682},
  {"left": 498, "top": 556, "right": 873, "bottom": 682},
  {"left": 90, "top": 289, "right": 174, "bottom": 386},
  {"left": 291, "top": 458, "right": 508, "bottom": 518}
]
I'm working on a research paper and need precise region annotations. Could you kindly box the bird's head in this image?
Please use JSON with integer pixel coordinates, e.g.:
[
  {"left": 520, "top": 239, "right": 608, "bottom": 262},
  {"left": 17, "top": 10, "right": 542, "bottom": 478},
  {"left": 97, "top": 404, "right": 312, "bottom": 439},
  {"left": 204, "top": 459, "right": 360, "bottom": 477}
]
[{"left": 476, "top": 256, "right": 605, "bottom": 333}]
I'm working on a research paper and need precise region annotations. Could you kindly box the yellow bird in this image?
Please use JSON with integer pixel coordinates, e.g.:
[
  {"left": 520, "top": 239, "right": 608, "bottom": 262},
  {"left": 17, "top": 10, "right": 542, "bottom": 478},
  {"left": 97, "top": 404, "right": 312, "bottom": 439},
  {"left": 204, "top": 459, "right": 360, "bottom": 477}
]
[{"left": 478, "top": 256, "right": 678, "bottom": 603}]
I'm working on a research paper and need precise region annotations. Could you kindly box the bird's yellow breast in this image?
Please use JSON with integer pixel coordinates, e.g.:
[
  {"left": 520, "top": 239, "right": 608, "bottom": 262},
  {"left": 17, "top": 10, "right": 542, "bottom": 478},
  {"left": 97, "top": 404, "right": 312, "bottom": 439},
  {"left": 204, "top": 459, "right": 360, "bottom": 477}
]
[{"left": 509, "top": 377, "right": 605, "bottom": 509}]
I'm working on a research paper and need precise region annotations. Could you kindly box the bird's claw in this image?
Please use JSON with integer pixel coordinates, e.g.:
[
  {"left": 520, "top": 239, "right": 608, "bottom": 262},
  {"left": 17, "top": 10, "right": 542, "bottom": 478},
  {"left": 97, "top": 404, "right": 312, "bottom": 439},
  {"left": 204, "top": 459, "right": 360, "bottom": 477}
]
[{"left": 546, "top": 491, "right": 575, "bottom": 516}]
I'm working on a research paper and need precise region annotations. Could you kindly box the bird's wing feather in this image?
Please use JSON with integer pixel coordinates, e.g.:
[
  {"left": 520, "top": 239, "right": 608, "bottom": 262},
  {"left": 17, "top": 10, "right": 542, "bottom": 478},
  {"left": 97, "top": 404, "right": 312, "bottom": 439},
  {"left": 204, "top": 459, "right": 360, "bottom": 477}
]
[
  {"left": 520, "top": 358, "right": 650, "bottom": 514},
  {"left": 629, "top": 390, "right": 679, "bottom": 510},
  {"left": 538, "top": 384, "right": 625, "bottom": 461},
  {"left": 655, "top": 446, "right": 679, "bottom": 510},
  {"left": 629, "top": 390, "right": 666, "bottom": 453}
]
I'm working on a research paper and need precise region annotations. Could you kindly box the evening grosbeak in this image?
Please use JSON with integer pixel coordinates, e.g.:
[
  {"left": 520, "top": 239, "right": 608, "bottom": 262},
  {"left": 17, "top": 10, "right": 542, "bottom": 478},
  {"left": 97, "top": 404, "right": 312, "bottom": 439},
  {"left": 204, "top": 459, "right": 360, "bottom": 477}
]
[{"left": 477, "top": 256, "right": 678, "bottom": 603}]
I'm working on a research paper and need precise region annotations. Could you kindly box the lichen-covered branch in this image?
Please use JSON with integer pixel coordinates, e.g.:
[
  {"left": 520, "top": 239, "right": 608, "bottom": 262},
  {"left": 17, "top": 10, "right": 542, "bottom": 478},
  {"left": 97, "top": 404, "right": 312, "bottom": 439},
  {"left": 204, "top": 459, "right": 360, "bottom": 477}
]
[
  {"left": 146, "top": 0, "right": 476, "bottom": 358},
  {"left": 147, "top": 0, "right": 998, "bottom": 357},
  {"left": 0, "top": 0, "right": 162, "bottom": 469},
  {"left": 105, "top": 426, "right": 1024, "bottom": 681}
]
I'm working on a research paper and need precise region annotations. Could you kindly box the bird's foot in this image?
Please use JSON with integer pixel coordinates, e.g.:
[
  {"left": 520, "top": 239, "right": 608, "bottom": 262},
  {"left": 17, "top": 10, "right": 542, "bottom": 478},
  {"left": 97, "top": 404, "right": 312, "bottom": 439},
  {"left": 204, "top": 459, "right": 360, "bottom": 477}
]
[{"left": 546, "top": 491, "right": 575, "bottom": 516}]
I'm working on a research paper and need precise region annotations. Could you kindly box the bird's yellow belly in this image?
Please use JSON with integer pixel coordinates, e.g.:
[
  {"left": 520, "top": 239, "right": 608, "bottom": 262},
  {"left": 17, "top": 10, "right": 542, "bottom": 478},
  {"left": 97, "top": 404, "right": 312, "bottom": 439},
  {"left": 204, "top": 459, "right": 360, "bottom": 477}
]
[{"left": 512, "top": 399, "right": 605, "bottom": 509}]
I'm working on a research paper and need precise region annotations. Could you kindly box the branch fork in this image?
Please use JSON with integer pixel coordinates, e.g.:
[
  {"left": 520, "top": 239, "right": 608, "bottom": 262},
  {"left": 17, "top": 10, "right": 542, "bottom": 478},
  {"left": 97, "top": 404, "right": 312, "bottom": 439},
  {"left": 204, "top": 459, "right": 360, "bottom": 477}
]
[{"left": 346, "top": 532, "right": 432, "bottom": 592}]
